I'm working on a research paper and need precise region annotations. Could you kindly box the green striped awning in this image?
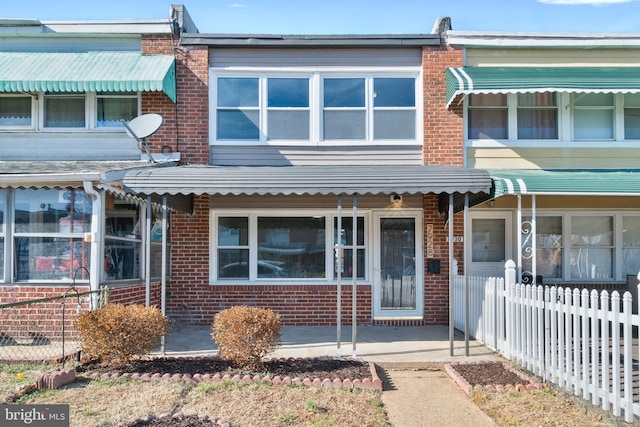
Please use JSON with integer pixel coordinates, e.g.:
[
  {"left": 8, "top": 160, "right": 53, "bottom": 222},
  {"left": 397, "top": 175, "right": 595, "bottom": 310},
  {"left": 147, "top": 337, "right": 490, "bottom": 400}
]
[
  {"left": 446, "top": 67, "right": 640, "bottom": 107},
  {"left": 0, "top": 52, "right": 176, "bottom": 102},
  {"left": 490, "top": 169, "right": 640, "bottom": 197}
]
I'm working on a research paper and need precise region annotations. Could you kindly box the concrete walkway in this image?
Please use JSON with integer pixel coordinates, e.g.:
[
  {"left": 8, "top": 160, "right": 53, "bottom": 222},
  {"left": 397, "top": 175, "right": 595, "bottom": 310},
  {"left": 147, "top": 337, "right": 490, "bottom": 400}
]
[{"left": 154, "top": 324, "right": 498, "bottom": 426}]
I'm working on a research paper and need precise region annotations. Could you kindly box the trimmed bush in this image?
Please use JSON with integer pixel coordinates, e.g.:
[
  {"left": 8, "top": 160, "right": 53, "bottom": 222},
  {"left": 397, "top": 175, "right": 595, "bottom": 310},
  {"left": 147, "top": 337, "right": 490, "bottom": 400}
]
[
  {"left": 211, "top": 306, "right": 281, "bottom": 369},
  {"left": 76, "top": 303, "right": 169, "bottom": 366}
]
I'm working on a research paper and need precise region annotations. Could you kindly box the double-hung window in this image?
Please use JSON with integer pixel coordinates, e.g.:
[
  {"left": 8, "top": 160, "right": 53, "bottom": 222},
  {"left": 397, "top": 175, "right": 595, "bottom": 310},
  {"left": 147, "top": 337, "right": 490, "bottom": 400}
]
[
  {"left": 573, "top": 93, "right": 614, "bottom": 140},
  {"left": 517, "top": 93, "right": 558, "bottom": 139},
  {"left": 0, "top": 96, "right": 33, "bottom": 128},
  {"left": 215, "top": 214, "right": 366, "bottom": 281},
  {"left": 623, "top": 93, "right": 640, "bottom": 140},
  {"left": 44, "top": 93, "right": 86, "bottom": 128},
  {"left": 467, "top": 94, "right": 508, "bottom": 139},
  {"left": 213, "top": 73, "right": 417, "bottom": 144},
  {"left": 96, "top": 92, "right": 139, "bottom": 128}
]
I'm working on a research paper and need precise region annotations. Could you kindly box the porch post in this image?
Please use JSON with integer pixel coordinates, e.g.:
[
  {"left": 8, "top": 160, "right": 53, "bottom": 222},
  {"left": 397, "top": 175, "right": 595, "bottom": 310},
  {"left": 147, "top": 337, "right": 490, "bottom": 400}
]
[
  {"left": 145, "top": 196, "right": 152, "bottom": 307},
  {"left": 352, "top": 195, "right": 357, "bottom": 357},
  {"left": 160, "top": 195, "right": 168, "bottom": 354},
  {"left": 449, "top": 193, "right": 454, "bottom": 356},
  {"left": 532, "top": 195, "right": 537, "bottom": 284},
  {"left": 517, "top": 195, "right": 522, "bottom": 281},
  {"left": 464, "top": 193, "right": 470, "bottom": 356},
  {"left": 336, "top": 195, "right": 342, "bottom": 357}
]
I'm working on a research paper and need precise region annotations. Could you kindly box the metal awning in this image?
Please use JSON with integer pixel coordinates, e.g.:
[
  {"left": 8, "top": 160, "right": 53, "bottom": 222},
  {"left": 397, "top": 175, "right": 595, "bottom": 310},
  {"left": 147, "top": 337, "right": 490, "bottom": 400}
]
[
  {"left": 446, "top": 66, "right": 640, "bottom": 107},
  {"left": 122, "top": 165, "right": 492, "bottom": 196},
  {"left": 0, "top": 160, "right": 191, "bottom": 213},
  {"left": 491, "top": 169, "right": 640, "bottom": 197},
  {"left": 0, "top": 52, "right": 176, "bottom": 102}
]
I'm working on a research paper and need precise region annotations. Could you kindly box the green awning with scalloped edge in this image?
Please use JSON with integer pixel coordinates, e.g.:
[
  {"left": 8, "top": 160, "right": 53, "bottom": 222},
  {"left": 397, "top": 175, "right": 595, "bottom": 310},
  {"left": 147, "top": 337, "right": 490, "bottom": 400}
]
[
  {"left": 446, "top": 67, "right": 640, "bottom": 107},
  {"left": 0, "top": 51, "right": 176, "bottom": 102}
]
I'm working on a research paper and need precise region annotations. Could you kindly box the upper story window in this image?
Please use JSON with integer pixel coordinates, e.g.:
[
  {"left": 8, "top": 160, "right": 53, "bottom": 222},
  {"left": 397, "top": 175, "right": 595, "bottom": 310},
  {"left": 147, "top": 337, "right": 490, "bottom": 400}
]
[
  {"left": 466, "top": 92, "right": 640, "bottom": 143},
  {"left": 0, "top": 92, "right": 139, "bottom": 131},
  {"left": 213, "top": 73, "right": 418, "bottom": 144},
  {"left": 0, "top": 96, "right": 32, "bottom": 128}
]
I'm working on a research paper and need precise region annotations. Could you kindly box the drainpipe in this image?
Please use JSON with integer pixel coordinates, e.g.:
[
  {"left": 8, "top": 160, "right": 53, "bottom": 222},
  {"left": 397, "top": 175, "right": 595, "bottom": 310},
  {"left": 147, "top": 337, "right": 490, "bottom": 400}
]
[{"left": 82, "top": 181, "right": 102, "bottom": 310}]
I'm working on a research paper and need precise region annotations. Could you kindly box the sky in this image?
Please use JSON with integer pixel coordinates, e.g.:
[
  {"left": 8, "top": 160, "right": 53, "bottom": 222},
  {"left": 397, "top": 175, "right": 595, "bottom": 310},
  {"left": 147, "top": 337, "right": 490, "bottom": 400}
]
[{"left": 3, "top": 0, "right": 640, "bottom": 34}]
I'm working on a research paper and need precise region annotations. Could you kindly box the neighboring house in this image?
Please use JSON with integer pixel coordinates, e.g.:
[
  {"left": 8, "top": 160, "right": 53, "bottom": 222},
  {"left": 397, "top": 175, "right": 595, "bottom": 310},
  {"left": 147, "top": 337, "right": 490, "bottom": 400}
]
[
  {"left": 443, "top": 28, "right": 640, "bottom": 294},
  {"left": 122, "top": 16, "right": 494, "bottom": 326},
  {"left": 0, "top": 7, "right": 199, "bottom": 323}
]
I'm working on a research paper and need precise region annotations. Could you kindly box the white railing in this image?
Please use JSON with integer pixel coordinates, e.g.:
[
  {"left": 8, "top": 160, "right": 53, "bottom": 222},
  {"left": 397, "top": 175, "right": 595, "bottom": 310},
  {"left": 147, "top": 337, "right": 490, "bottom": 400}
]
[{"left": 453, "top": 259, "right": 639, "bottom": 423}]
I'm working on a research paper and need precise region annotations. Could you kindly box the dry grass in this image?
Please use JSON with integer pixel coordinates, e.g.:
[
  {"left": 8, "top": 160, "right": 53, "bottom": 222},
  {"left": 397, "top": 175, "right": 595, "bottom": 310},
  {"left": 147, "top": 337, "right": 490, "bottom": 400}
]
[
  {"left": 1, "top": 363, "right": 631, "bottom": 427},
  {"left": 471, "top": 385, "right": 621, "bottom": 426},
  {"left": 14, "top": 377, "right": 389, "bottom": 427}
]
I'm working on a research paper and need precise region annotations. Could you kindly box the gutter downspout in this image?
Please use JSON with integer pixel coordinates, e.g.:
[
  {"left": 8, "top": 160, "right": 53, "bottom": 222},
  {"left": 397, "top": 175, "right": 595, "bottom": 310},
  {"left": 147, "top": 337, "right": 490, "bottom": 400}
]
[{"left": 83, "top": 181, "right": 102, "bottom": 310}]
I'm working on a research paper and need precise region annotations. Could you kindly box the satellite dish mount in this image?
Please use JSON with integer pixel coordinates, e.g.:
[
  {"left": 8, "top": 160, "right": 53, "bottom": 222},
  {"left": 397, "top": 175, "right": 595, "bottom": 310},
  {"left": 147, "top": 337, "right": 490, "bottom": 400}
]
[{"left": 121, "top": 113, "right": 163, "bottom": 163}]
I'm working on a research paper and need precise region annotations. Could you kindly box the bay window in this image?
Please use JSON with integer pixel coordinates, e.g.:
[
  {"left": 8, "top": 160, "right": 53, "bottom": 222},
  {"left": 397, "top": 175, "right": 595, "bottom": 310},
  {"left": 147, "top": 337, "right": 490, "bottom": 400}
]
[{"left": 215, "top": 214, "right": 367, "bottom": 281}]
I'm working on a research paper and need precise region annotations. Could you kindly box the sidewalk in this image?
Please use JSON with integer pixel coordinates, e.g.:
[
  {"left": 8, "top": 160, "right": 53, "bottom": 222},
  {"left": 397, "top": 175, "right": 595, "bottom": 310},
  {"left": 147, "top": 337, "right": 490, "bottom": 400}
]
[{"left": 155, "top": 324, "right": 498, "bottom": 426}]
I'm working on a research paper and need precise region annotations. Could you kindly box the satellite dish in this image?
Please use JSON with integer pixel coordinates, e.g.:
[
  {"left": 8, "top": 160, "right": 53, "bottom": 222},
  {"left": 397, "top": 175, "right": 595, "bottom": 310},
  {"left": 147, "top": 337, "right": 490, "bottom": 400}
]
[
  {"left": 121, "top": 114, "right": 163, "bottom": 163},
  {"left": 124, "top": 113, "right": 163, "bottom": 140}
]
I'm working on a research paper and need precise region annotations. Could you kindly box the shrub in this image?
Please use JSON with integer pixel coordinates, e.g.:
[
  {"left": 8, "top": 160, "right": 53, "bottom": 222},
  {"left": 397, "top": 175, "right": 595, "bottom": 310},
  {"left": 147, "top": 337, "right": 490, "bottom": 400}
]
[
  {"left": 76, "top": 303, "right": 169, "bottom": 366},
  {"left": 211, "top": 306, "right": 281, "bottom": 369}
]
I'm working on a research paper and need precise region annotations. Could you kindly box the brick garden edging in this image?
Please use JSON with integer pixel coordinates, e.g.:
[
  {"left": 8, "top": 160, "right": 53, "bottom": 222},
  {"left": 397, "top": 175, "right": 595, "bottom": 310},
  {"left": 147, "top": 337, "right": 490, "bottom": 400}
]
[
  {"left": 75, "top": 357, "right": 383, "bottom": 392},
  {"left": 445, "top": 361, "right": 545, "bottom": 394}
]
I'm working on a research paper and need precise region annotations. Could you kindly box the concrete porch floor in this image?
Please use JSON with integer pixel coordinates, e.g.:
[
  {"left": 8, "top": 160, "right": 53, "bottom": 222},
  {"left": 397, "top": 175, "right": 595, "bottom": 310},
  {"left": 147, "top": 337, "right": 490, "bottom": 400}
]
[{"left": 153, "top": 323, "right": 501, "bottom": 363}]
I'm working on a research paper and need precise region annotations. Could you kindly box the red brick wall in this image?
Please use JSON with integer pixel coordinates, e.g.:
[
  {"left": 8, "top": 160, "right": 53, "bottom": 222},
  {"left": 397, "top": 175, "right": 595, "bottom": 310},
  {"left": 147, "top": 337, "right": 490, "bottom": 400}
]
[
  {"left": 420, "top": 45, "right": 466, "bottom": 324},
  {"left": 422, "top": 45, "right": 464, "bottom": 166},
  {"left": 167, "top": 284, "right": 372, "bottom": 326},
  {"left": 141, "top": 35, "right": 209, "bottom": 165},
  {"left": 108, "top": 282, "right": 162, "bottom": 308}
]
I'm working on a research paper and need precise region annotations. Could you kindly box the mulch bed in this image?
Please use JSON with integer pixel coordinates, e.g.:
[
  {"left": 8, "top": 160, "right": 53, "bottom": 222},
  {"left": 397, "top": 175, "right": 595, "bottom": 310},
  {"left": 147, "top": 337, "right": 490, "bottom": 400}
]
[
  {"left": 77, "top": 356, "right": 374, "bottom": 382},
  {"left": 445, "top": 361, "right": 544, "bottom": 394}
]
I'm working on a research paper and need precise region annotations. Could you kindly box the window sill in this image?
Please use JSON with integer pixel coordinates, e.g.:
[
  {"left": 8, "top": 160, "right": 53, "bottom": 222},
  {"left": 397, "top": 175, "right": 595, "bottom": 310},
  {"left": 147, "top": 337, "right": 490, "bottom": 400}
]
[{"left": 466, "top": 139, "right": 640, "bottom": 149}]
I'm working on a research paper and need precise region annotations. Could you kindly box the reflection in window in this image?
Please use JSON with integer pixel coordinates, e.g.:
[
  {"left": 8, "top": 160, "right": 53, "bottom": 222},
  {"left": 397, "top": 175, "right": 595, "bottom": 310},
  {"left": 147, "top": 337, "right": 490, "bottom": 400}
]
[
  {"left": 14, "top": 188, "right": 92, "bottom": 281},
  {"left": 570, "top": 216, "right": 613, "bottom": 280},
  {"left": 97, "top": 93, "right": 138, "bottom": 127},
  {"left": 523, "top": 216, "right": 563, "bottom": 279},
  {"left": 258, "top": 217, "right": 325, "bottom": 279},
  {"left": 267, "top": 78, "right": 310, "bottom": 140},
  {"left": 468, "top": 94, "right": 508, "bottom": 139},
  {"left": 623, "top": 216, "right": 640, "bottom": 276},
  {"left": 373, "top": 78, "right": 415, "bottom": 140},
  {"left": 334, "top": 216, "right": 365, "bottom": 279},
  {"left": 323, "top": 78, "right": 366, "bottom": 140},
  {"left": 471, "top": 218, "right": 505, "bottom": 262},
  {"left": 573, "top": 93, "right": 614, "bottom": 140},
  {"left": 217, "top": 217, "right": 249, "bottom": 279},
  {"left": 517, "top": 93, "right": 558, "bottom": 139},
  {"left": 217, "top": 78, "right": 260, "bottom": 140},
  {"left": 105, "top": 196, "right": 141, "bottom": 281}
]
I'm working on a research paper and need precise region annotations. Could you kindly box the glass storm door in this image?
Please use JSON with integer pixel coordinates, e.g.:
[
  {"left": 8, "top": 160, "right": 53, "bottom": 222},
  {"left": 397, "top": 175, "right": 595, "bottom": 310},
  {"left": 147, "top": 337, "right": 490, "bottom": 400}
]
[{"left": 374, "top": 216, "right": 422, "bottom": 319}]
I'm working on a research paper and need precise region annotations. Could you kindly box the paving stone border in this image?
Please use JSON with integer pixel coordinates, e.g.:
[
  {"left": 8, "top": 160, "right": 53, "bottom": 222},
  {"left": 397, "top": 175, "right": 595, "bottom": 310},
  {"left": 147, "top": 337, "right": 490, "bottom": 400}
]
[
  {"left": 445, "top": 361, "right": 545, "bottom": 395},
  {"left": 74, "top": 357, "right": 383, "bottom": 391}
]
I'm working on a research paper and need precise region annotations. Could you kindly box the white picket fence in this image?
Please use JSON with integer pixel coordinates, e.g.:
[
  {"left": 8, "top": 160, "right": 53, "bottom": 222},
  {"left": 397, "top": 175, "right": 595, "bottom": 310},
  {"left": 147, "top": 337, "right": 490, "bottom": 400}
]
[{"left": 453, "top": 259, "right": 639, "bottom": 423}]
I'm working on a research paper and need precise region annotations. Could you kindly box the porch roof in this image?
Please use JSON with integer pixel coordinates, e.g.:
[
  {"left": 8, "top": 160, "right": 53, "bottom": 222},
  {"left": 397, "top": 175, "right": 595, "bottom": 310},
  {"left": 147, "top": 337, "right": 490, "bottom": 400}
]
[
  {"left": 122, "top": 165, "right": 493, "bottom": 197},
  {"left": 490, "top": 168, "right": 640, "bottom": 196},
  {"left": 446, "top": 66, "right": 640, "bottom": 107}
]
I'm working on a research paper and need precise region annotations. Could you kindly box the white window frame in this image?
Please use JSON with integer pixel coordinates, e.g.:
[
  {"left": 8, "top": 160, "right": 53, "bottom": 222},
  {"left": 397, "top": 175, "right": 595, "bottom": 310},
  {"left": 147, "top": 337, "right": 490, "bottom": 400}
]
[
  {"left": 210, "top": 69, "right": 422, "bottom": 147},
  {"left": 465, "top": 92, "right": 640, "bottom": 149},
  {"left": 26, "top": 91, "right": 140, "bottom": 132},
  {"left": 211, "top": 210, "right": 370, "bottom": 283}
]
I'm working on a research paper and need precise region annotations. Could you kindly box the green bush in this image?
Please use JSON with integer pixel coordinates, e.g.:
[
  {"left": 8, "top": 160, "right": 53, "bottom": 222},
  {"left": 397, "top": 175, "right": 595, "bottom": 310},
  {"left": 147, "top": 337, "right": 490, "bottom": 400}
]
[
  {"left": 211, "top": 306, "right": 281, "bottom": 369},
  {"left": 76, "top": 303, "right": 169, "bottom": 366}
]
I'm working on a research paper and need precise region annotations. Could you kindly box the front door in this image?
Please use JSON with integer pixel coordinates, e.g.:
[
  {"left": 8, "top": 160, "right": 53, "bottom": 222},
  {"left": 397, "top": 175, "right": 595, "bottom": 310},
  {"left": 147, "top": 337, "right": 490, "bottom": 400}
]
[{"left": 373, "top": 214, "right": 423, "bottom": 319}]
